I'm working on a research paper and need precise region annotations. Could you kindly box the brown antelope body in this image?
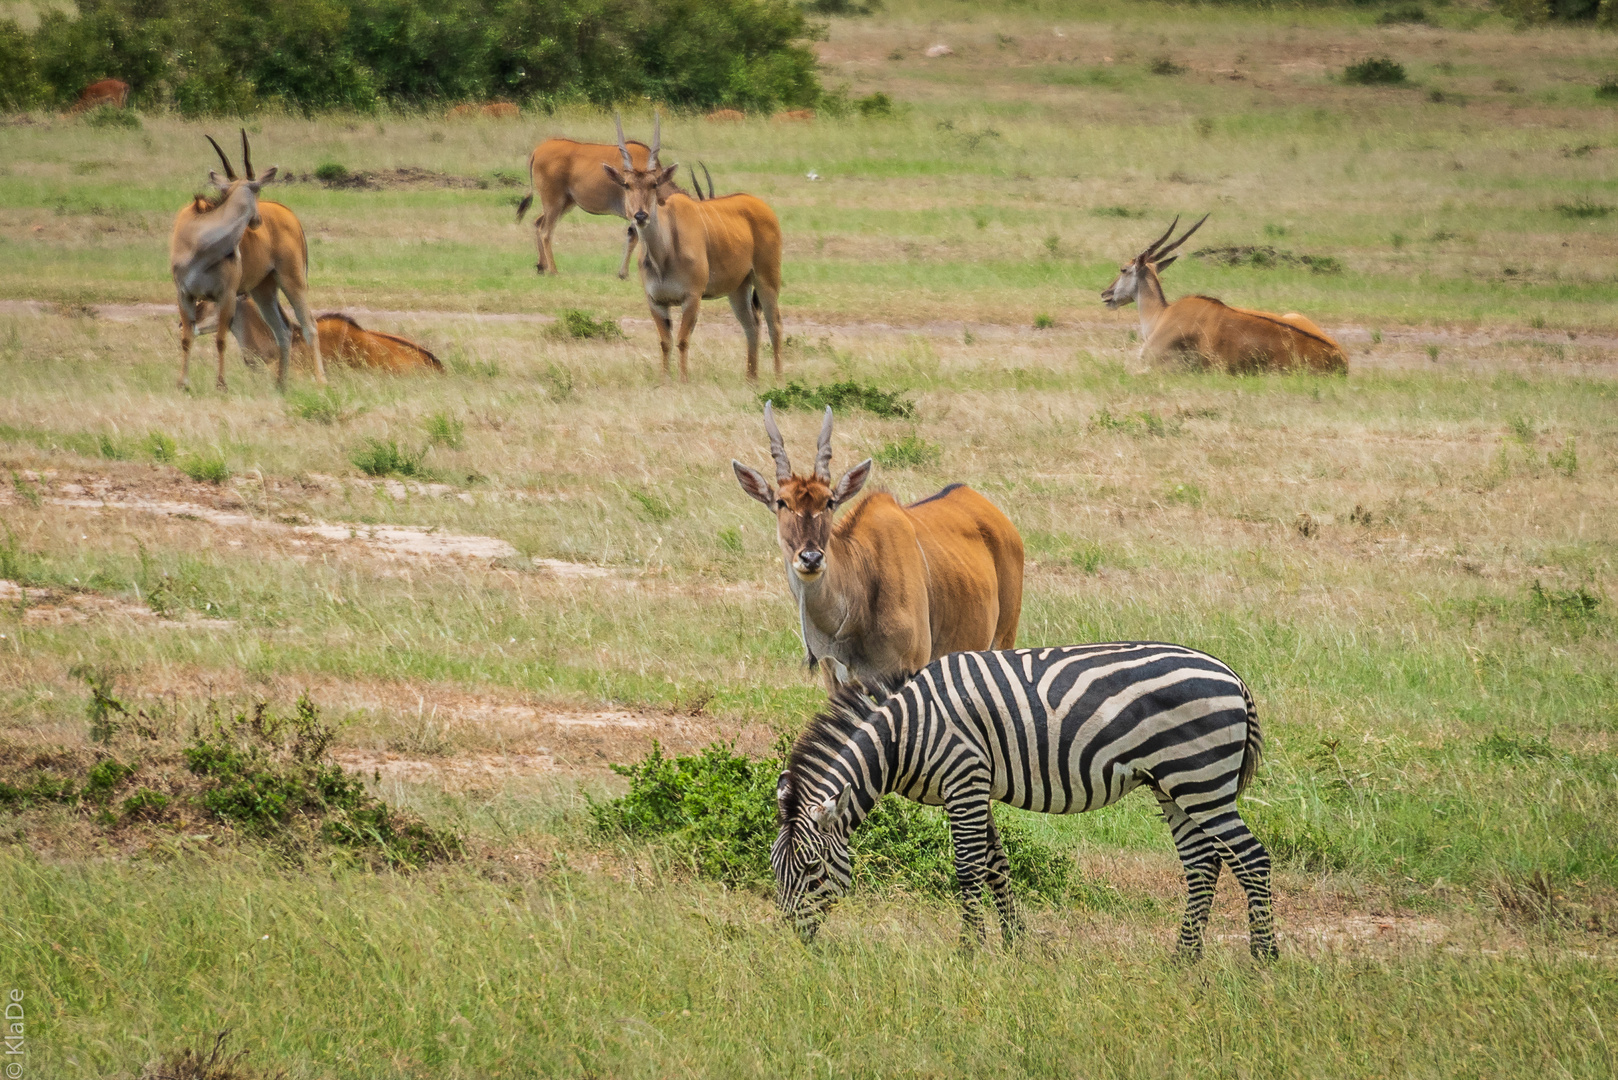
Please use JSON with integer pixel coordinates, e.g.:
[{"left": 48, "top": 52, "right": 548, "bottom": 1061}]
[
  {"left": 1102, "top": 216, "right": 1348, "bottom": 374},
  {"left": 733, "top": 404, "right": 1023, "bottom": 690},
  {"left": 706, "top": 109, "right": 746, "bottom": 123},
  {"left": 449, "top": 102, "right": 518, "bottom": 120},
  {"left": 72, "top": 79, "right": 129, "bottom": 112},
  {"left": 515, "top": 128, "right": 681, "bottom": 278},
  {"left": 195, "top": 300, "right": 441, "bottom": 373},
  {"left": 605, "top": 114, "right": 784, "bottom": 381},
  {"left": 170, "top": 132, "right": 323, "bottom": 390}
]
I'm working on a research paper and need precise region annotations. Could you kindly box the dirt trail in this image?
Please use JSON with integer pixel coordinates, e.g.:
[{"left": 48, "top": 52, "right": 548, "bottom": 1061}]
[{"left": 5, "top": 299, "right": 1615, "bottom": 376}]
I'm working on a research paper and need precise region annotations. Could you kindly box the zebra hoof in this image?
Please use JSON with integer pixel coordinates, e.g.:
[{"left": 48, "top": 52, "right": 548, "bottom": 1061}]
[{"left": 1174, "top": 943, "right": 1205, "bottom": 966}]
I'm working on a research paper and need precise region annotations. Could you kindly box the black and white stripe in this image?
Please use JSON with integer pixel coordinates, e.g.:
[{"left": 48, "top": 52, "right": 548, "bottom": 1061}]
[{"left": 773, "top": 642, "right": 1276, "bottom": 960}]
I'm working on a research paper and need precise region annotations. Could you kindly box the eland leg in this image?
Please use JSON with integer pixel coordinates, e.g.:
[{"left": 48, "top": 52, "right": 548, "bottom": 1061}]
[
  {"left": 755, "top": 279, "right": 784, "bottom": 377},
  {"left": 213, "top": 290, "right": 238, "bottom": 392},
  {"left": 250, "top": 281, "right": 294, "bottom": 381},
  {"left": 727, "top": 284, "right": 761, "bottom": 382},
  {"left": 537, "top": 195, "right": 573, "bottom": 275},
  {"left": 618, "top": 226, "right": 639, "bottom": 280},
  {"left": 649, "top": 301, "right": 675, "bottom": 380},
  {"left": 281, "top": 280, "right": 323, "bottom": 388},
  {"left": 176, "top": 292, "right": 197, "bottom": 391},
  {"left": 674, "top": 294, "right": 700, "bottom": 383}
]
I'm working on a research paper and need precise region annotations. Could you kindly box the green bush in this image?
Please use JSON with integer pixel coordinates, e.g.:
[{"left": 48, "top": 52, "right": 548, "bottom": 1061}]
[
  {"left": 82, "top": 104, "right": 141, "bottom": 128},
  {"left": 1344, "top": 56, "right": 1407, "bottom": 85},
  {"left": 854, "top": 91, "right": 894, "bottom": 117},
  {"left": 9, "top": 0, "right": 823, "bottom": 112},
  {"left": 762, "top": 380, "right": 915, "bottom": 419},
  {"left": 314, "top": 161, "right": 351, "bottom": 183},
  {"left": 592, "top": 741, "right": 1073, "bottom": 901},
  {"left": 286, "top": 385, "right": 366, "bottom": 425},
  {"left": 1598, "top": 76, "right": 1618, "bottom": 101},
  {"left": 422, "top": 411, "right": 465, "bottom": 449},
  {"left": 1376, "top": 5, "right": 1431, "bottom": 24},
  {"left": 144, "top": 431, "right": 178, "bottom": 463}
]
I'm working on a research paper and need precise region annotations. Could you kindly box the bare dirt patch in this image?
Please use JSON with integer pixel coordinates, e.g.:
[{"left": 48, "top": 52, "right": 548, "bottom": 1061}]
[{"left": 0, "top": 578, "right": 230, "bottom": 629}]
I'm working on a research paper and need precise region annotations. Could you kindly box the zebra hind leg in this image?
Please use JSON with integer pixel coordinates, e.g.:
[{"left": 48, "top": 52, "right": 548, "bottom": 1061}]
[
  {"left": 1155, "top": 791, "right": 1223, "bottom": 963},
  {"left": 945, "top": 793, "right": 994, "bottom": 949},
  {"left": 982, "top": 812, "right": 1024, "bottom": 948},
  {"left": 1180, "top": 800, "right": 1278, "bottom": 962}
]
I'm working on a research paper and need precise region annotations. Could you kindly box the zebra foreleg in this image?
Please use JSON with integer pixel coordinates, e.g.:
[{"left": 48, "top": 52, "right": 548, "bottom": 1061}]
[
  {"left": 1181, "top": 801, "right": 1279, "bottom": 962},
  {"left": 982, "top": 812, "right": 1024, "bottom": 947},
  {"left": 1156, "top": 791, "right": 1223, "bottom": 962}
]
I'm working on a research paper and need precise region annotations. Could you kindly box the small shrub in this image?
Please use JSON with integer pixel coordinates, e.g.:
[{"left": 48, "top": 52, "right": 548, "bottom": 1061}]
[
  {"left": 0, "top": 773, "right": 77, "bottom": 810},
  {"left": 74, "top": 664, "right": 128, "bottom": 744},
  {"left": 557, "top": 309, "right": 624, "bottom": 340},
  {"left": 422, "top": 412, "right": 465, "bottom": 449},
  {"left": 1091, "top": 406, "right": 1181, "bottom": 438},
  {"left": 1555, "top": 198, "right": 1613, "bottom": 219},
  {"left": 144, "top": 431, "right": 178, "bottom": 463},
  {"left": 1042, "top": 235, "right": 1060, "bottom": 256},
  {"left": 1426, "top": 344, "right": 1441, "bottom": 361},
  {"left": 121, "top": 787, "right": 170, "bottom": 821},
  {"left": 1344, "top": 56, "right": 1407, "bottom": 85},
  {"left": 717, "top": 526, "right": 744, "bottom": 554},
  {"left": 314, "top": 161, "right": 351, "bottom": 184},
  {"left": 592, "top": 742, "right": 1071, "bottom": 900},
  {"left": 180, "top": 452, "right": 231, "bottom": 484},
  {"left": 83, "top": 759, "right": 137, "bottom": 803},
  {"left": 285, "top": 385, "right": 365, "bottom": 425},
  {"left": 350, "top": 438, "right": 427, "bottom": 478},
  {"left": 855, "top": 92, "right": 894, "bottom": 118},
  {"left": 875, "top": 435, "right": 941, "bottom": 469},
  {"left": 1596, "top": 76, "right": 1618, "bottom": 101},
  {"left": 1194, "top": 116, "right": 1215, "bottom": 138},
  {"left": 1377, "top": 4, "right": 1431, "bottom": 23},
  {"left": 1149, "top": 56, "right": 1186, "bottom": 76},
  {"left": 1033, "top": 313, "right": 1056, "bottom": 330},
  {"left": 82, "top": 106, "right": 141, "bottom": 129},
  {"left": 1301, "top": 254, "right": 1344, "bottom": 274},
  {"left": 763, "top": 381, "right": 915, "bottom": 420}
]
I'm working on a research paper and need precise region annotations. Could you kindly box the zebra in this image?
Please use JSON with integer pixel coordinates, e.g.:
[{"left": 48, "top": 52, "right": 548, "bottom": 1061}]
[{"left": 771, "top": 641, "right": 1277, "bottom": 961}]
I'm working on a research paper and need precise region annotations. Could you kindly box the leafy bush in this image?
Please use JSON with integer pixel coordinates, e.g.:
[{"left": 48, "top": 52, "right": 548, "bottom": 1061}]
[
  {"left": 592, "top": 741, "right": 1073, "bottom": 901},
  {"left": 5, "top": 0, "right": 823, "bottom": 112},
  {"left": 314, "top": 161, "right": 351, "bottom": 183},
  {"left": 1148, "top": 56, "right": 1185, "bottom": 76},
  {"left": 557, "top": 310, "right": 624, "bottom": 340},
  {"left": 875, "top": 434, "right": 940, "bottom": 469},
  {"left": 350, "top": 437, "right": 427, "bottom": 478},
  {"left": 1598, "top": 76, "right": 1618, "bottom": 101},
  {"left": 1528, "top": 580, "right": 1600, "bottom": 621},
  {"left": 1033, "top": 312, "right": 1056, "bottom": 329},
  {"left": 762, "top": 380, "right": 915, "bottom": 419},
  {"left": 180, "top": 452, "right": 231, "bottom": 484},
  {"left": 1344, "top": 56, "right": 1407, "bottom": 85},
  {"left": 854, "top": 91, "right": 894, "bottom": 117}
]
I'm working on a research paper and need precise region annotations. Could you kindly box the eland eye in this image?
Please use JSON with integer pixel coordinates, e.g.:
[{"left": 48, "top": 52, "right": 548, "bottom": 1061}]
[{"left": 776, "top": 499, "right": 787, "bottom": 510}]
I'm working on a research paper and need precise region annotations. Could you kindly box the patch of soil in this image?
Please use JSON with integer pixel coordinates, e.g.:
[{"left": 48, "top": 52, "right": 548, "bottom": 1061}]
[{"left": 0, "top": 579, "right": 231, "bottom": 629}]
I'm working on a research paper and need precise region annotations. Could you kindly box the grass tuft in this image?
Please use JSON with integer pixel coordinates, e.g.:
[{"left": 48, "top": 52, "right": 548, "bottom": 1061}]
[
  {"left": 179, "top": 451, "right": 231, "bottom": 485},
  {"left": 855, "top": 91, "right": 894, "bottom": 117},
  {"left": 1554, "top": 197, "right": 1613, "bottom": 219},
  {"left": 285, "top": 385, "right": 365, "bottom": 425},
  {"left": 874, "top": 434, "right": 941, "bottom": 469},
  {"left": 422, "top": 411, "right": 465, "bottom": 449},
  {"left": 762, "top": 380, "right": 915, "bottom": 419},
  {"left": 556, "top": 309, "right": 624, "bottom": 340},
  {"left": 1149, "top": 56, "right": 1186, "bottom": 76},
  {"left": 144, "top": 430, "right": 178, "bottom": 463},
  {"left": 1596, "top": 75, "right": 1618, "bottom": 101},
  {"left": 1377, "top": 4, "right": 1431, "bottom": 24},
  {"left": 1344, "top": 56, "right": 1408, "bottom": 85},
  {"left": 82, "top": 105, "right": 141, "bottom": 129},
  {"left": 350, "top": 438, "right": 428, "bottom": 478}
]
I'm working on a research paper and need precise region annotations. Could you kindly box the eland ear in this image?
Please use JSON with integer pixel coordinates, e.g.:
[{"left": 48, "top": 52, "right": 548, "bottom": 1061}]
[
  {"left": 601, "top": 163, "right": 625, "bottom": 186},
  {"left": 832, "top": 458, "right": 872, "bottom": 506},
  {"left": 1155, "top": 255, "right": 1177, "bottom": 272},
  {"left": 658, "top": 164, "right": 679, "bottom": 187},
  {"left": 732, "top": 460, "right": 776, "bottom": 507},
  {"left": 207, "top": 170, "right": 229, "bottom": 190}
]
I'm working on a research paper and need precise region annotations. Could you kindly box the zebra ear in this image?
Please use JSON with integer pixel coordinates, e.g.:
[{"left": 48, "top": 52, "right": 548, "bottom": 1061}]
[
  {"left": 811, "top": 786, "right": 853, "bottom": 834},
  {"left": 776, "top": 771, "right": 792, "bottom": 812}
]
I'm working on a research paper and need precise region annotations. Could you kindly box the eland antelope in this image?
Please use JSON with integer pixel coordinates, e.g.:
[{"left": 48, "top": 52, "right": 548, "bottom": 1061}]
[
  {"left": 515, "top": 119, "right": 683, "bottom": 277},
  {"left": 72, "top": 79, "right": 130, "bottom": 112},
  {"left": 733, "top": 403, "right": 1023, "bottom": 690},
  {"left": 170, "top": 132, "right": 322, "bottom": 390},
  {"left": 607, "top": 114, "right": 785, "bottom": 382},
  {"left": 194, "top": 300, "right": 441, "bottom": 373},
  {"left": 1102, "top": 216, "right": 1349, "bottom": 374}
]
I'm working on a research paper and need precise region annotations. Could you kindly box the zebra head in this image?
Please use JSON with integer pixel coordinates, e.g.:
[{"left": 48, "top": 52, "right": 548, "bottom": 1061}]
[{"left": 771, "top": 775, "right": 855, "bottom": 942}]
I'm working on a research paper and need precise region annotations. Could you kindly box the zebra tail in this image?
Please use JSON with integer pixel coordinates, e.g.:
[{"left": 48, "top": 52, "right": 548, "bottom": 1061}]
[{"left": 1237, "top": 680, "right": 1263, "bottom": 795}]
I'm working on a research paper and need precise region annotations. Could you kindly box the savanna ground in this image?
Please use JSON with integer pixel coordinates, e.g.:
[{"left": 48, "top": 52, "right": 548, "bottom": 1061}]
[{"left": 2, "top": 0, "right": 1617, "bottom": 1076}]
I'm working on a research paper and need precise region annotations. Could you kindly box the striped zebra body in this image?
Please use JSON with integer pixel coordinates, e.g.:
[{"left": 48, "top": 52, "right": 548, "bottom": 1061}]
[{"left": 772, "top": 642, "right": 1277, "bottom": 960}]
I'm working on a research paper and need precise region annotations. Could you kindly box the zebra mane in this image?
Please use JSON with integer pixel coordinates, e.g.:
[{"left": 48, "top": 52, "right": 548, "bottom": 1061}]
[{"left": 781, "top": 674, "right": 910, "bottom": 823}]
